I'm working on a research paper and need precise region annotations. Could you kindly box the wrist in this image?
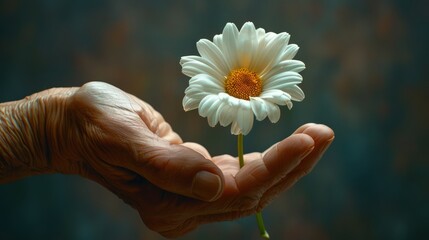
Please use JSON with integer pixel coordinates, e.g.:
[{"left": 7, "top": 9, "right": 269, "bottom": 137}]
[
  {"left": 0, "top": 98, "right": 52, "bottom": 182},
  {"left": 0, "top": 88, "right": 78, "bottom": 183}
]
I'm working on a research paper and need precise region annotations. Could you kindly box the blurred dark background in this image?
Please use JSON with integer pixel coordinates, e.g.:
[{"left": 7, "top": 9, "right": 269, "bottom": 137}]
[{"left": 1, "top": 0, "right": 428, "bottom": 239}]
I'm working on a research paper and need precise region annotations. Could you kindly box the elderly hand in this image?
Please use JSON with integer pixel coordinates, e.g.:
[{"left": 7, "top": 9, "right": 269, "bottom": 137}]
[{"left": 0, "top": 82, "right": 334, "bottom": 238}]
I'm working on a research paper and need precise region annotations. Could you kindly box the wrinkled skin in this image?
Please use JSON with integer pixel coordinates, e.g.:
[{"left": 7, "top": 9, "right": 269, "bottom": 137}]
[{"left": 0, "top": 82, "right": 334, "bottom": 238}]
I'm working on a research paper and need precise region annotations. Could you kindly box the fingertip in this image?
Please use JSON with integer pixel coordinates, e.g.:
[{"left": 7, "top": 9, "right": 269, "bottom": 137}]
[
  {"left": 173, "top": 144, "right": 224, "bottom": 201},
  {"left": 286, "top": 125, "right": 334, "bottom": 179},
  {"left": 301, "top": 124, "right": 335, "bottom": 143},
  {"left": 137, "top": 143, "right": 224, "bottom": 201},
  {"left": 192, "top": 171, "right": 223, "bottom": 202},
  {"left": 263, "top": 133, "right": 315, "bottom": 173}
]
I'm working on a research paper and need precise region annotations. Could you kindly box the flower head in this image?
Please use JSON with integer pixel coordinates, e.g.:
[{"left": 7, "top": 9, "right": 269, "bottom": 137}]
[{"left": 181, "top": 22, "right": 305, "bottom": 135}]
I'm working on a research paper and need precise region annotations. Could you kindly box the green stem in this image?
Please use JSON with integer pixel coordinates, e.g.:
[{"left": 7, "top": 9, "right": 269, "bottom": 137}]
[
  {"left": 238, "top": 134, "right": 244, "bottom": 168},
  {"left": 237, "top": 134, "right": 270, "bottom": 239},
  {"left": 256, "top": 212, "right": 270, "bottom": 239}
]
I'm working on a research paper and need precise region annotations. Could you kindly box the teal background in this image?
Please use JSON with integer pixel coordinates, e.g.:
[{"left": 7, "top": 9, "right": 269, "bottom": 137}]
[{"left": 1, "top": 0, "right": 428, "bottom": 239}]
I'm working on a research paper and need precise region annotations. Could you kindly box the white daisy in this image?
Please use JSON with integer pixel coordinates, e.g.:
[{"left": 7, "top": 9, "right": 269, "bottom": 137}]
[{"left": 181, "top": 22, "right": 305, "bottom": 135}]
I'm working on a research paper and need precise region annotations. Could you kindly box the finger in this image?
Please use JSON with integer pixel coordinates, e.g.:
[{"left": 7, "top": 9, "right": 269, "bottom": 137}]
[
  {"left": 290, "top": 124, "right": 335, "bottom": 175},
  {"left": 181, "top": 142, "right": 212, "bottom": 159},
  {"left": 131, "top": 142, "right": 224, "bottom": 202},
  {"left": 259, "top": 124, "right": 334, "bottom": 207},
  {"left": 135, "top": 100, "right": 183, "bottom": 145},
  {"left": 190, "top": 135, "right": 315, "bottom": 219},
  {"left": 234, "top": 133, "right": 315, "bottom": 195},
  {"left": 155, "top": 121, "right": 183, "bottom": 144}
]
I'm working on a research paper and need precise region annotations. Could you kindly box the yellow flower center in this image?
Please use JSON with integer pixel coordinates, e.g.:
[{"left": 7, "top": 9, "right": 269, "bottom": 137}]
[{"left": 224, "top": 68, "right": 262, "bottom": 100}]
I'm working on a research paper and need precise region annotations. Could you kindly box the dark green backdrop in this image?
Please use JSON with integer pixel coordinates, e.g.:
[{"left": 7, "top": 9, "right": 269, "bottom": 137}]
[{"left": 1, "top": 0, "right": 427, "bottom": 239}]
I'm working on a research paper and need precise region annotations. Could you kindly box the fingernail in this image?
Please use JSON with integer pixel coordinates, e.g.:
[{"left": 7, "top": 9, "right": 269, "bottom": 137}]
[{"left": 192, "top": 171, "right": 222, "bottom": 202}]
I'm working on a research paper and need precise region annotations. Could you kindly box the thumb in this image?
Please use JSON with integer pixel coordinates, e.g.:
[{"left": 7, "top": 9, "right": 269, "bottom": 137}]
[{"left": 132, "top": 142, "right": 224, "bottom": 202}]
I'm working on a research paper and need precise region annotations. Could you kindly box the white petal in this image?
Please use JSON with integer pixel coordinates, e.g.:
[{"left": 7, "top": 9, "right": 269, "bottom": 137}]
[
  {"left": 213, "top": 34, "right": 223, "bottom": 48},
  {"left": 253, "top": 32, "right": 290, "bottom": 75},
  {"left": 231, "top": 121, "right": 241, "bottom": 135},
  {"left": 235, "top": 100, "right": 253, "bottom": 135},
  {"left": 217, "top": 101, "right": 235, "bottom": 127},
  {"left": 185, "top": 74, "right": 223, "bottom": 100},
  {"left": 266, "top": 101, "right": 281, "bottom": 123},
  {"left": 260, "top": 89, "right": 292, "bottom": 107},
  {"left": 182, "top": 96, "right": 200, "bottom": 111},
  {"left": 198, "top": 95, "right": 219, "bottom": 117},
  {"left": 249, "top": 42, "right": 267, "bottom": 72},
  {"left": 286, "top": 85, "right": 305, "bottom": 101},
  {"left": 184, "top": 86, "right": 209, "bottom": 100},
  {"left": 221, "top": 22, "right": 239, "bottom": 70},
  {"left": 219, "top": 92, "right": 240, "bottom": 107},
  {"left": 206, "top": 98, "right": 222, "bottom": 127},
  {"left": 197, "top": 39, "right": 230, "bottom": 74},
  {"left": 256, "top": 28, "right": 266, "bottom": 41},
  {"left": 185, "top": 81, "right": 220, "bottom": 93},
  {"left": 264, "top": 32, "right": 277, "bottom": 42},
  {"left": 249, "top": 28, "right": 269, "bottom": 71},
  {"left": 286, "top": 100, "right": 293, "bottom": 110},
  {"left": 180, "top": 55, "right": 224, "bottom": 78},
  {"left": 264, "top": 71, "right": 303, "bottom": 90},
  {"left": 188, "top": 74, "right": 224, "bottom": 90},
  {"left": 281, "top": 60, "right": 305, "bottom": 72},
  {"left": 185, "top": 92, "right": 209, "bottom": 101},
  {"left": 182, "top": 61, "right": 224, "bottom": 80},
  {"left": 237, "top": 22, "right": 258, "bottom": 68},
  {"left": 280, "top": 44, "right": 299, "bottom": 61},
  {"left": 263, "top": 60, "right": 305, "bottom": 80},
  {"left": 250, "top": 97, "right": 268, "bottom": 121},
  {"left": 231, "top": 113, "right": 253, "bottom": 135},
  {"left": 218, "top": 92, "right": 231, "bottom": 101},
  {"left": 180, "top": 55, "right": 200, "bottom": 66}
]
